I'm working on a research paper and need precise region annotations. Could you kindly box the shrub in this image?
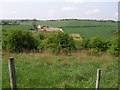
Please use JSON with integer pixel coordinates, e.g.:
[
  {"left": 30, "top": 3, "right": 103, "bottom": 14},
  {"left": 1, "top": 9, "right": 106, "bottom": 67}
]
[
  {"left": 80, "top": 38, "right": 90, "bottom": 49},
  {"left": 37, "top": 32, "right": 46, "bottom": 40},
  {"left": 6, "top": 30, "right": 38, "bottom": 53},
  {"left": 89, "top": 36, "right": 110, "bottom": 52},
  {"left": 74, "top": 38, "right": 90, "bottom": 50},
  {"left": 37, "top": 33, "right": 49, "bottom": 52},
  {"left": 2, "top": 29, "right": 9, "bottom": 50},
  {"left": 43, "top": 32, "right": 76, "bottom": 54},
  {"left": 107, "top": 37, "right": 120, "bottom": 56}
]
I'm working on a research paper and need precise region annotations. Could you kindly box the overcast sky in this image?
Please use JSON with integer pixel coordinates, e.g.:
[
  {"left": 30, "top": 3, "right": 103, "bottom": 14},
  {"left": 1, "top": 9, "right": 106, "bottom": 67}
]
[{"left": 0, "top": 0, "right": 119, "bottom": 20}]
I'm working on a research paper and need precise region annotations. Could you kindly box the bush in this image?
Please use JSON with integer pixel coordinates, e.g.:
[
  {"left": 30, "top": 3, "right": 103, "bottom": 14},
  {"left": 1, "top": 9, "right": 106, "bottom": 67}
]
[
  {"left": 75, "top": 38, "right": 90, "bottom": 50},
  {"left": 89, "top": 36, "right": 110, "bottom": 52},
  {"left": 80, "top": 38, "right": 90, "bottom": 49},
  {"left": 37, "top": 32, "right": 46, "bottom": 40},
  {"left": 37, "top": 32, "right": 48, "bottom": 52},
  {"left": 2, "top": 29, "right": 9, "bottom": 50},
  {"left": 5, "top": 30, "right": 38, "bottom": 52},
  {"left": 42, "top": 32, "right": 76, "bottom": 54},
  {"left": 107, "top": 37, "right": 120, "bottom": 56}
]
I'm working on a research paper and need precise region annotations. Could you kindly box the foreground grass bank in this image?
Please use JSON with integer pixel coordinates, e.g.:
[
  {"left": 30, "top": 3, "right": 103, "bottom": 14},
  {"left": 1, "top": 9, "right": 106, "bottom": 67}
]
[{"left": 2, "top": 51, "right": 119, "bottom": 88}]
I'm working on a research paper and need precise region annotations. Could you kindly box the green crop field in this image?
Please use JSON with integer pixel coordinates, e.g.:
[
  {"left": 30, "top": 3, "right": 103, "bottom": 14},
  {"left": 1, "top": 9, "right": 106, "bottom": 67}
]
[
  {"left": 2, "top": 52, "right": 118, "bottom": 88},
  {"left": 2, "top": 20, "right": 118, "bottom": 39}
]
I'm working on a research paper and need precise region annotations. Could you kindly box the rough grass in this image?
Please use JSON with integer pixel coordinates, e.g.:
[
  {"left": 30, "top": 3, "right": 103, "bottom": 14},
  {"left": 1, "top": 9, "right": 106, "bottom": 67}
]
[{"left": 2, "top": 51, "right": 119, "bottom": 88}]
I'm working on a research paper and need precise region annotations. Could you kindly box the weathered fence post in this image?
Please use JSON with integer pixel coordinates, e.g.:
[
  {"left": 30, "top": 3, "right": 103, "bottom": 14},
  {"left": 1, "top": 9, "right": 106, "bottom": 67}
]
[
  {"left": 96, "top": 69, "right": 101, "bottom": 90},
  {"left": 8, "top": 57, "right": 16, "bottom": 90}
]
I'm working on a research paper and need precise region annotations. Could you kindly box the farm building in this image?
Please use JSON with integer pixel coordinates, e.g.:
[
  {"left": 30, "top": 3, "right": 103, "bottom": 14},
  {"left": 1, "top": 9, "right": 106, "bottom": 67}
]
[{"left": 30, "top": 25, "right": 63, "bottom": 32}]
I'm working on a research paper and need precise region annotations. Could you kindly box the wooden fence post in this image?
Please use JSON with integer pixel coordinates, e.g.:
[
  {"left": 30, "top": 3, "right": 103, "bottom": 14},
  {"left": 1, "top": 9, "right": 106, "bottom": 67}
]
[
  {"left": 8, "top": 57, "right": 16, "bottom": 90},
  {"left": 96, "top": 69, "right": 101, "bottom": 90}
]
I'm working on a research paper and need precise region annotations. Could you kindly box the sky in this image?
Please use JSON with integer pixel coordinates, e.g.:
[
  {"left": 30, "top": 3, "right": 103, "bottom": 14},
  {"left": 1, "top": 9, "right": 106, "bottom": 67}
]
[{"left": 0, "top": 0, "right": 119, "bottom": 20}]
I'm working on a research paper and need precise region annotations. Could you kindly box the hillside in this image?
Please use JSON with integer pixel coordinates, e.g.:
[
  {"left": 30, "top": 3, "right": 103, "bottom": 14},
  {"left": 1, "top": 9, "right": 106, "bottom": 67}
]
[{"left": 2, "top": 20, "right": 118, "bottom": 39}]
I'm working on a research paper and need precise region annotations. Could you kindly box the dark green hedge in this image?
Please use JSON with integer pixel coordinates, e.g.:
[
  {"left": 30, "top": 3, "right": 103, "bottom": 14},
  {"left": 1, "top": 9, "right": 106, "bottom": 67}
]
[{"left": 2, "top": 29, "right": 119, "bottom": 56}]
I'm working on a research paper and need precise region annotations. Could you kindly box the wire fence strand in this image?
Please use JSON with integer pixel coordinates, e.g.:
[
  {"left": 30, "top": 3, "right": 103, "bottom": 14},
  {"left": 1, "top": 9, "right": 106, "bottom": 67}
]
[{"left": 1, "top": 58, "right": 120, "bottom": 73}]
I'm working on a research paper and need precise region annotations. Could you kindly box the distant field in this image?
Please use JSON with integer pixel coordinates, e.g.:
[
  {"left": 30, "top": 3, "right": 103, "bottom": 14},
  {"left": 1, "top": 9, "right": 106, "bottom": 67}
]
[
  {"left": 2, "top": 20, "right": 118, "bottom": 39},
  {"left": 2, "top": 52, "right": 118, "bottom": 88}
]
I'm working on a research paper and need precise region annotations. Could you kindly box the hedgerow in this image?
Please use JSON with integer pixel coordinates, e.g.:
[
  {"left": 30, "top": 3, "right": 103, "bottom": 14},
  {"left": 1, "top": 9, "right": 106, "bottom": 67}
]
[{"left": 2, "top": 30, "right": 119, "bottom": 56}]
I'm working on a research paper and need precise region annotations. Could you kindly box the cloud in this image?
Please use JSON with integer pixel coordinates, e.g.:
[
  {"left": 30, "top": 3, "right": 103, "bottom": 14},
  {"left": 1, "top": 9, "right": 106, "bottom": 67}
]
[
  {"left": 67, "top": 0, "right": 84, "bottom": 3},
  {"left": 113, "top": 12, "right": 118, "bottom": 17},
  {"left": 85, "top": 9, "right": 100, "bottom": 15},
  {"left": 1, "top": 0, "right": 26, "bottom": 2},
  {"left": 67, "top": 0, "right": 119, "bottom": 3},
  {"left": 1, "top": 0, "right": 119, "bottom": 2},
  {"left": 62, "top": 7, "right": 78, "bottom": 11},
  {"left": 1, "top": 0, "right": 45, "bottom": 2},
  {"left": 11, "top": 11, "right": 16, "bottom": 14},
  {"left": 48, "top": 10, "right": 55, "bottom": 16},
  {"left": 1, "top": 10, "right": 16, "bottom": 14},
  {"left": 1, "top": 0, "right": 84, "bottom": 3}
]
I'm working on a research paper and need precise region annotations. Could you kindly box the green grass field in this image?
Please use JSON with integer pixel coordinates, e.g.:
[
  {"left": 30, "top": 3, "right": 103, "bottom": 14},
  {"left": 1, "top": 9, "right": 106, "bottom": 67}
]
[
  {"left": 2, "top": 51, "right": 118, "bottom": 88},
  {"left": 2, "top": 20, "right": 118, "bottom": 39}
]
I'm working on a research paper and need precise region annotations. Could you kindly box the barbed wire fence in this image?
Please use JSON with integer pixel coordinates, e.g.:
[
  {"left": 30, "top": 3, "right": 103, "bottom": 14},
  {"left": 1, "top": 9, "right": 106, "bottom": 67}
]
[{"left": 2, "top": 57, "right": 119, "bottom": 72}]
